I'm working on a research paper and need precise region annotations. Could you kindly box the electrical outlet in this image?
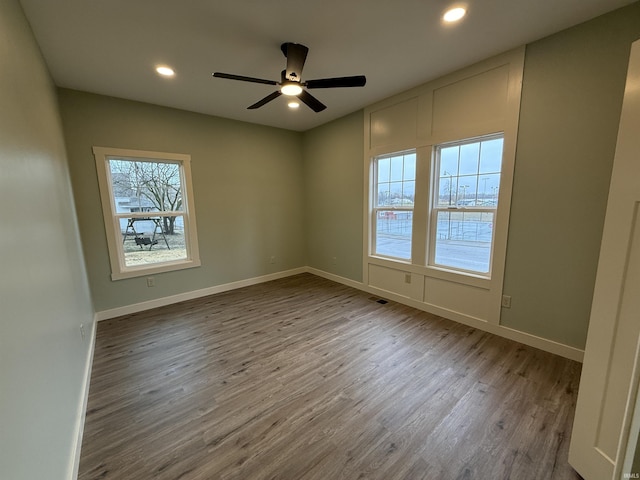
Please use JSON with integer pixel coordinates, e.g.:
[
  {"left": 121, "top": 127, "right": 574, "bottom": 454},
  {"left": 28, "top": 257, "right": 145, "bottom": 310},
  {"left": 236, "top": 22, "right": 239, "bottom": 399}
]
[
  {"left": 269, "top": 256, "right": 276, "bottom": 264},
  {"left": 80, "top": 324, "right": 85, "bottom": 340},
  {"left": 404, "top": 273, "right": 412, "bottom": 284},
  {"left": 331, "top": 256, "right": 337, "bottom": 265},
  {"left": 501, "top": 295, "right": 512, "bottom": 308},
  {"left": 146, "top": 276, "right": 155, "bottom": 287}
]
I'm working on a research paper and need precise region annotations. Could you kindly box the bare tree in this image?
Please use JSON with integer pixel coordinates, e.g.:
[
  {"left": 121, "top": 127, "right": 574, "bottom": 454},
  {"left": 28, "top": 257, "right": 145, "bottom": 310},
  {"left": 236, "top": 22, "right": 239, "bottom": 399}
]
[{"left": 110, "top": 159, "right": 183, "bottom": 234}]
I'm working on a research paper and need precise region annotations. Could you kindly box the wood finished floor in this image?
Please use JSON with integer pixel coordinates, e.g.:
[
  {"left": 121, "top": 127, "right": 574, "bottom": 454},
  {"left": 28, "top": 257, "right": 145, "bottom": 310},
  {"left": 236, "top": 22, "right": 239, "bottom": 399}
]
[{"left": 79, "top": 273, "right": 582, "bottom": 480}]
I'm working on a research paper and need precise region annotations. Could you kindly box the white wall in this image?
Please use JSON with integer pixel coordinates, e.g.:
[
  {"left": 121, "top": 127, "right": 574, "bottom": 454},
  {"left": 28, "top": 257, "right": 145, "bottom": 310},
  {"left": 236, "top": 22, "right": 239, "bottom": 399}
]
[{"left": 0, "top": 1, "right": 94, "bottom": 479}]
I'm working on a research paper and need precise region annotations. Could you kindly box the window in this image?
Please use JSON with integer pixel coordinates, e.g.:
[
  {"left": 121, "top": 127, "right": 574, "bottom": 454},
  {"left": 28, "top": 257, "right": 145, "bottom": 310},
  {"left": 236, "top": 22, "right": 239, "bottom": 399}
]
[
  {"left": 372, "top": 150, "right": 416, "bottom": 260},
  {"left": 93, "top": 147, "right": 200, "bottom": 280},
  {"left": 430, "top": 135, "right": 503, "bottom": 275}
]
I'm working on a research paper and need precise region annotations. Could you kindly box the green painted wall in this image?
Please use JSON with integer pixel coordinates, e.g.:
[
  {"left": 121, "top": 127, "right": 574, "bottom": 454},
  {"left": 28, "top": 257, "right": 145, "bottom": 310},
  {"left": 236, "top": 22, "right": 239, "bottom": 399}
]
[
  {"left": 59, "top": 2, "right": 640, "bottom": 351},
  {"left": 633, "top": 429, "right": 640, "bottom": 480},
  {"left": 0, "top": 1, "right": 94, "bottom": 478},
  {"left": 2, "top": 2, "right": 638, "bottom": 477},
  {"left": 58, "top": 90, "right": 305, "bottom": 312},
  {"left": 501, "top": 2, "right": 640, "bottom": 348},
  {"left": 303, "top": 111, "right": 364, "bottom": 281},
  {"left": 303, "top": 2, "right": 640, "bottom": 349}
]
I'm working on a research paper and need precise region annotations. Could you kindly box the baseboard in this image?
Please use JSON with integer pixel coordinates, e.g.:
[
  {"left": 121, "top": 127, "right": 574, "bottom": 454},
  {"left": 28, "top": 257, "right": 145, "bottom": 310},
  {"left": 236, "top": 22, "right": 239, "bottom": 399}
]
[
  {"left": 94, "top": 265, "right": 584, "bottom": 362},
  {"left": 69, "top": 315, "right": 97, "bottom": 479},
  {"left": 308, "top": 267, "right": 584, "bottom": 363},
  {"left": 305, "top": 267, "right": 364, "bottom": 290},
  {"left": 95, "top": 267, "right": 307, "bottom": 321}
]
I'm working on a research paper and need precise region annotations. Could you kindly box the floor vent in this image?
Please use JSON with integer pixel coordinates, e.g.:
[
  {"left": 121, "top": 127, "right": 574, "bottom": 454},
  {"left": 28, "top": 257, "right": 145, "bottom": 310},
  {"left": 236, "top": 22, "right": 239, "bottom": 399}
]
[{"left": 368, "top": 296, "right": 389, "bottom": 304}]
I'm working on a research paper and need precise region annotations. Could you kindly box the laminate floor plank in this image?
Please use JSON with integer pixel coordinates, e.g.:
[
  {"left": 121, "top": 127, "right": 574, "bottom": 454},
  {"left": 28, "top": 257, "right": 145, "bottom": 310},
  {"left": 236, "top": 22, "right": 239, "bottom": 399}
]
[{"left": 79, "top": 273, "right": 582, "bottom": 480}]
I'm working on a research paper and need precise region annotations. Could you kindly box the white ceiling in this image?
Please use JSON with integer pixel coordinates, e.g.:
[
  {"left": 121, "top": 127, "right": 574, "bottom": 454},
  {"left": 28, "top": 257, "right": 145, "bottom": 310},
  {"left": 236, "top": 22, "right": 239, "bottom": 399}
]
[{"left": 19, "top": 0, "right": 635, "bottom": 132}]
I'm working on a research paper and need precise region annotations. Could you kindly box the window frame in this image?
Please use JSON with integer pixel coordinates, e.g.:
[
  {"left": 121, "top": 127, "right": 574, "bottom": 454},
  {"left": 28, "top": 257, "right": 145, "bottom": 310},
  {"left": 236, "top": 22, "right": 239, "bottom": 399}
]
[
  {"left": 93, "top": 146, "right": 201, "bottom": 280},
  {"left": 428, "top": 134, "right": 504, "bottom": 278},
  {"left": 371, "top": 149, "right": 417, "bottom": 262}
]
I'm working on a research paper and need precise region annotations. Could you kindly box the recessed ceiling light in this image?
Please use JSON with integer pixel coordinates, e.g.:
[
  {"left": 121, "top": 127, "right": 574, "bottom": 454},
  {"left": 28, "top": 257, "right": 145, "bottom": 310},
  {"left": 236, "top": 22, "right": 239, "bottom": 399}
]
[
  {"left": 443, "top": 6, "right": 466, "bottom": 23},
  {"left": 156, "top": 66, "right": 175, "bottom": 77},
  {"left": 288, "top": 101, "right": 300, "bottom": 109}
]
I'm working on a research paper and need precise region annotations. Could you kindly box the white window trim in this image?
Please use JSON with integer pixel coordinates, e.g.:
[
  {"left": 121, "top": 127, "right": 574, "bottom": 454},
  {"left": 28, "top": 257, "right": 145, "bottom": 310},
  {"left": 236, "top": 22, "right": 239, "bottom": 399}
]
[{"left": 93, "top": 146, "right": 201, "bottom": 280}]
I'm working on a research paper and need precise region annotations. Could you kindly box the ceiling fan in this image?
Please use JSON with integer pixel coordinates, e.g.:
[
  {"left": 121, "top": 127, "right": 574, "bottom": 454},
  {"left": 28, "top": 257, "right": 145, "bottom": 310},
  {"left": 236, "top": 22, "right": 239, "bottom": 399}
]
[{"left": 213, "top": 42, "right": 366, "bottom": 112}]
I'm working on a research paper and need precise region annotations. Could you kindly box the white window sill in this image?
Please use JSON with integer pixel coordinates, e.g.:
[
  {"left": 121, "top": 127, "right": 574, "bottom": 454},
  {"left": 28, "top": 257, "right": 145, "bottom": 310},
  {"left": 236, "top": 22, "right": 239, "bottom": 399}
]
[{"left": 111, "top": 258, "right": 201, "bottom": 281}]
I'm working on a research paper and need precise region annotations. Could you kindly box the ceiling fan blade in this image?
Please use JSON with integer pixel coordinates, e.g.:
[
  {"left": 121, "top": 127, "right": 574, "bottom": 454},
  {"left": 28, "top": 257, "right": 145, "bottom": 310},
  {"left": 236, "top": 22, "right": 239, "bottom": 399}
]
[
  {"left": 213, "top": 72, "right": 277, "bottom": 86},
  {"left": 298, "top": 90, "right": 326, "bottom": 112},
  {"left": 247, "top": 91, "right": 282, "bottom": 109},
  {"left": 281, "top": 43, "right": 309, "bottom": 82},
  {"left": 305, "top": 75, "right": 367, "bottom": 89}
]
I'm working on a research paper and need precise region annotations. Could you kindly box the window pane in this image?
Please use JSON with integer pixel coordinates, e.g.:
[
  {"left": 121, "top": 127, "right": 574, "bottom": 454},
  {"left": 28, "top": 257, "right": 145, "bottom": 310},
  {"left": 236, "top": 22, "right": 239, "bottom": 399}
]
[
  {"left": 479, "top": 138, "right": 504, "bottom": 174},
  {"left": 440, "top": 146, "right": 459, "bottom": 177},
  {"left": 459, "top": 142, "right": 480, "bottom": 175},
  {"left": 437, "top": 174, "right": 458, "bottom": 207},
  {"left": 404, "top": 153, "right": 416, "bottom": 181},
  {"left": 434, "top": 211, "right": 494, "bottom": 273},
  {"left": 109, "top": 159, "right": 183, "bottom": 213},
  {"left": 436, "top": 136, "right": 503, "bottom": 210},
  {"left": 389, "top": 181, "right": 403, "bottom": 202},
  {"left": 432, "top": 135, "right": 503, "bottom": 276},
  {"left": 378, "top": 157, "right": 390, "bottom": 183},
  {"left": 390, "top": 156, "right": 404, "bottom": 182},
  {"left": 457, "top": 176, "right": 478, "bottom": 206},
  {"left": 109, "top": 158, "right": 189, "bottom": 268},
  {"left": 403, "top": 180, "right": 415, "bottom": 203},
  {"left": 375, "top": 210, "right": 413, "bottom": 260},
  {"left": 478, "top": 173, "right": 500, "bottom": 205},
  {"left": 121, "top": 215, "right": 188, "bottom": 267},
  {"left": 373, "top": 150, "right": 416, "bottom": 261},
  {"left": 377, "top": 184, "right": 391, "bottom": 206},
  {"left": 377, "top": 152, "right": 416, "bottom": 207}
]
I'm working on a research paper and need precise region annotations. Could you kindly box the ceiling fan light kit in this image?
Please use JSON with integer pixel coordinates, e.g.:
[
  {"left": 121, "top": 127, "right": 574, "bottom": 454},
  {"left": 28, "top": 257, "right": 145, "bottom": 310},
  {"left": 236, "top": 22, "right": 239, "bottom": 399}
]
[
  {"left": 212, "top": 42, "right": 366, "bottom": 113},
  {"left": 280, "top": 82, "right": 303, "bottom": 96}
]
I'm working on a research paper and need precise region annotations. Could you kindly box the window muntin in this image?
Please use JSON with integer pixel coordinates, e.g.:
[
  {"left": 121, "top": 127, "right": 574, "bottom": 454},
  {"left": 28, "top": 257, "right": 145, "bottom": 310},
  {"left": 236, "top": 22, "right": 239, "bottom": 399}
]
[
  {"left": 431, "top": 135, "right": 503, "bottom": 276},
  {"left": 372, "top": 150, "right": 416, "bottom": 261},
  {"left": 94, "top": 147, "right": 200, "bottom": 280}
]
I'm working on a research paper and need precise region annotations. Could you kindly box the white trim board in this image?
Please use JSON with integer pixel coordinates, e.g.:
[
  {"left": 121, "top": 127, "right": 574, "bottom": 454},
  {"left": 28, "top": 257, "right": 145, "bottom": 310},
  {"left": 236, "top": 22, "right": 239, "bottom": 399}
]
[
  {"left": 309, "top": 268, "right": 584, "bottom": 363},
  {"left": 95, "top": 268, "right": 307, "bottom": 321},
  {"left": 69, "top": 315, "right": 97, "bottom": 480},
  {"left": 94, "top": 266, "right": 584, "bottom": 362}
]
